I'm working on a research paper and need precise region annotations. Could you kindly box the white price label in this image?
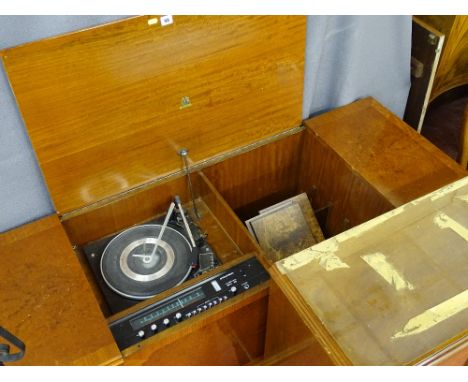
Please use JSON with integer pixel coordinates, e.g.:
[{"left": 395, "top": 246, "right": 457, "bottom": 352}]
[{"left": 160, "top": 15, "right": 173, "bottom": 27}]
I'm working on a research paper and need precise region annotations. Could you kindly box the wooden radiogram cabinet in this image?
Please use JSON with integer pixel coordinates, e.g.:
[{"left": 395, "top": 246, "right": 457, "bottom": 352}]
[{"left": 0, "top": 16, "right": 466, "bottom": 366}]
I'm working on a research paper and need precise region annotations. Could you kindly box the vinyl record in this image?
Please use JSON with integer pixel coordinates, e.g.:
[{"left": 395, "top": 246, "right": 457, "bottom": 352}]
[{"left": 100, "top": 224, "right": 192, "bottom": 300}]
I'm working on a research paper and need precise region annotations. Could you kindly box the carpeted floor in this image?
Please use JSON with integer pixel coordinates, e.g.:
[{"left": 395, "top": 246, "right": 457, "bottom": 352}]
[{"left": 421, "top": 96, "right": 468, "bottom": 161}]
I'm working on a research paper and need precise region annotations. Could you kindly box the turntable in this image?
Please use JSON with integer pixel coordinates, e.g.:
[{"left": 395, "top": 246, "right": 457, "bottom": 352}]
[
  {"left": 82, "top": 195, "right": 269, "bottom": 352},
  {"left": 83, "top": 196, "right": 219, "bottom": 314}
]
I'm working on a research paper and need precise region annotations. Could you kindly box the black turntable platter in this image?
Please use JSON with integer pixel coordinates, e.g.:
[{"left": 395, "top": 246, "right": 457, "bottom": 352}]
[{"left": 101, "top": 224, "right": 193, "bottom": 300}]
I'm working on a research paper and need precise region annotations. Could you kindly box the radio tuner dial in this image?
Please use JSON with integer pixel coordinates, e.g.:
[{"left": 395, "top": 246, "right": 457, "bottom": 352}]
[{"left": 108, "top": 258, "right": 270, "bottom": 352}]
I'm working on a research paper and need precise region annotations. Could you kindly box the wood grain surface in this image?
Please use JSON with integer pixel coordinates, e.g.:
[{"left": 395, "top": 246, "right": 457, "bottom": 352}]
[
  {"left": 303, "top": 98, "right": 467, "bottom": 208},
  {"left": 205, "top": 98, "right": 466, "bottom": 239},
  {"left": 63, "top": 175, "right": 191, "bottom": 245},
  {"left": 297, "top": 126, "right": 395, "bottom": 236},
  {"left": 0, "top": 216, "right": 122, "bottom": 365},
  {"left": 429, "top": 338, "right": 468, "bottom": 366},
  {"left": 416, "top": 15, "right": 456, "bottom": 37},
  {"left": 196, "top": 171, "right": 262, "bottom": 260},
  {"left": 417, "top": 16, "right": 468, "bottom": 100},
  {"left": 265, "top": 267, "right": 351, "bottom": 365},
  {"left": 263, "top": 275, "right": 334, "bottom": 365},
  {"left": 1, "top": 16, "right": 306, "bottom": 215},
  {"left": 121, "top": 283, "right": 269, "bottom": 365},
  {"left": 203, "top": 131, "right": 304, "bottom": 222}
]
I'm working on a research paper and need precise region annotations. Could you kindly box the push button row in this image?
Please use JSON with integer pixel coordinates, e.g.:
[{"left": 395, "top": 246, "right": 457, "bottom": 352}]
[
  {"left": 136, "top": 294, "right": 232, "bottom": 339},
  {"left": 185, "top": 295, "right": 228, "bottom": 319}
]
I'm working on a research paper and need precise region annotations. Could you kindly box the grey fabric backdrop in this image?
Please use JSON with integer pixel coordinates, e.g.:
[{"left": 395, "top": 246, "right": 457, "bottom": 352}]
[
  {"left": 303, "top": 16, "right": 411, "bottom": 118},
  {"left": 0, "top": 15, "right": 411, "bottom": 232}
]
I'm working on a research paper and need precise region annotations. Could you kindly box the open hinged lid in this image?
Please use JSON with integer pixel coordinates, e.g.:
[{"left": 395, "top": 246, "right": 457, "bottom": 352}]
[
  {"left": 276, "top": 176, "right": 468, "bottom": 365},
  {"left": 1, "top": 16, "right": 306, "bottom": 217}
]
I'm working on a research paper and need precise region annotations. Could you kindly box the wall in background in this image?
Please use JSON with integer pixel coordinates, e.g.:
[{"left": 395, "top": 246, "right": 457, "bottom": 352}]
[
  {"left": 303, "top": 16, "right": 411, "bottom": 118},
  {"left": 0, "top": 15, "right": 411, "bottom": 232}
]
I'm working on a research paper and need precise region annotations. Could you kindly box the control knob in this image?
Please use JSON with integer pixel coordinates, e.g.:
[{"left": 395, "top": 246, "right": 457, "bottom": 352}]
[
  {"left": 175, "top": 312, "right": 182, "bottom": 322},
  {"left": 150, "top": 324, "right": 157, "bottom": 332},
  {"left": 163, "top": 318, "right": 170, "bottom": 327},
  {"left": 137, "top": 330, "right": 145, "bottom": 338},
  {"left": 230, "top": 286, "right": 237, "bottom": 295}
]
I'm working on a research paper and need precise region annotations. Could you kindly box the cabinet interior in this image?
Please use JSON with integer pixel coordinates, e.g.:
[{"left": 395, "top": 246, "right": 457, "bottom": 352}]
[{"left": 63, "top": 126, "right": 391, "bottom": 317}]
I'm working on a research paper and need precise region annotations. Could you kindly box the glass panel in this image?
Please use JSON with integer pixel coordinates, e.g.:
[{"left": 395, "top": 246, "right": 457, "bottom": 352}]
[{"left": 277, "top": 177, "right": 468, "bottom": 365}]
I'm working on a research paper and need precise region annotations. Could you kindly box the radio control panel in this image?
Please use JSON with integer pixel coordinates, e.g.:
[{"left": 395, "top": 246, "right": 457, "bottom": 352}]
[{"left": 109, "top": 257, "right": 269, "bottom": 350}]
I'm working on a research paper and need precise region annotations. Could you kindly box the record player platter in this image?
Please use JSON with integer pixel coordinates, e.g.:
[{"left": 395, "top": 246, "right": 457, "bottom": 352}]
[{"left": 101, "top": 224, "right": 193, "bottom": 300}]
